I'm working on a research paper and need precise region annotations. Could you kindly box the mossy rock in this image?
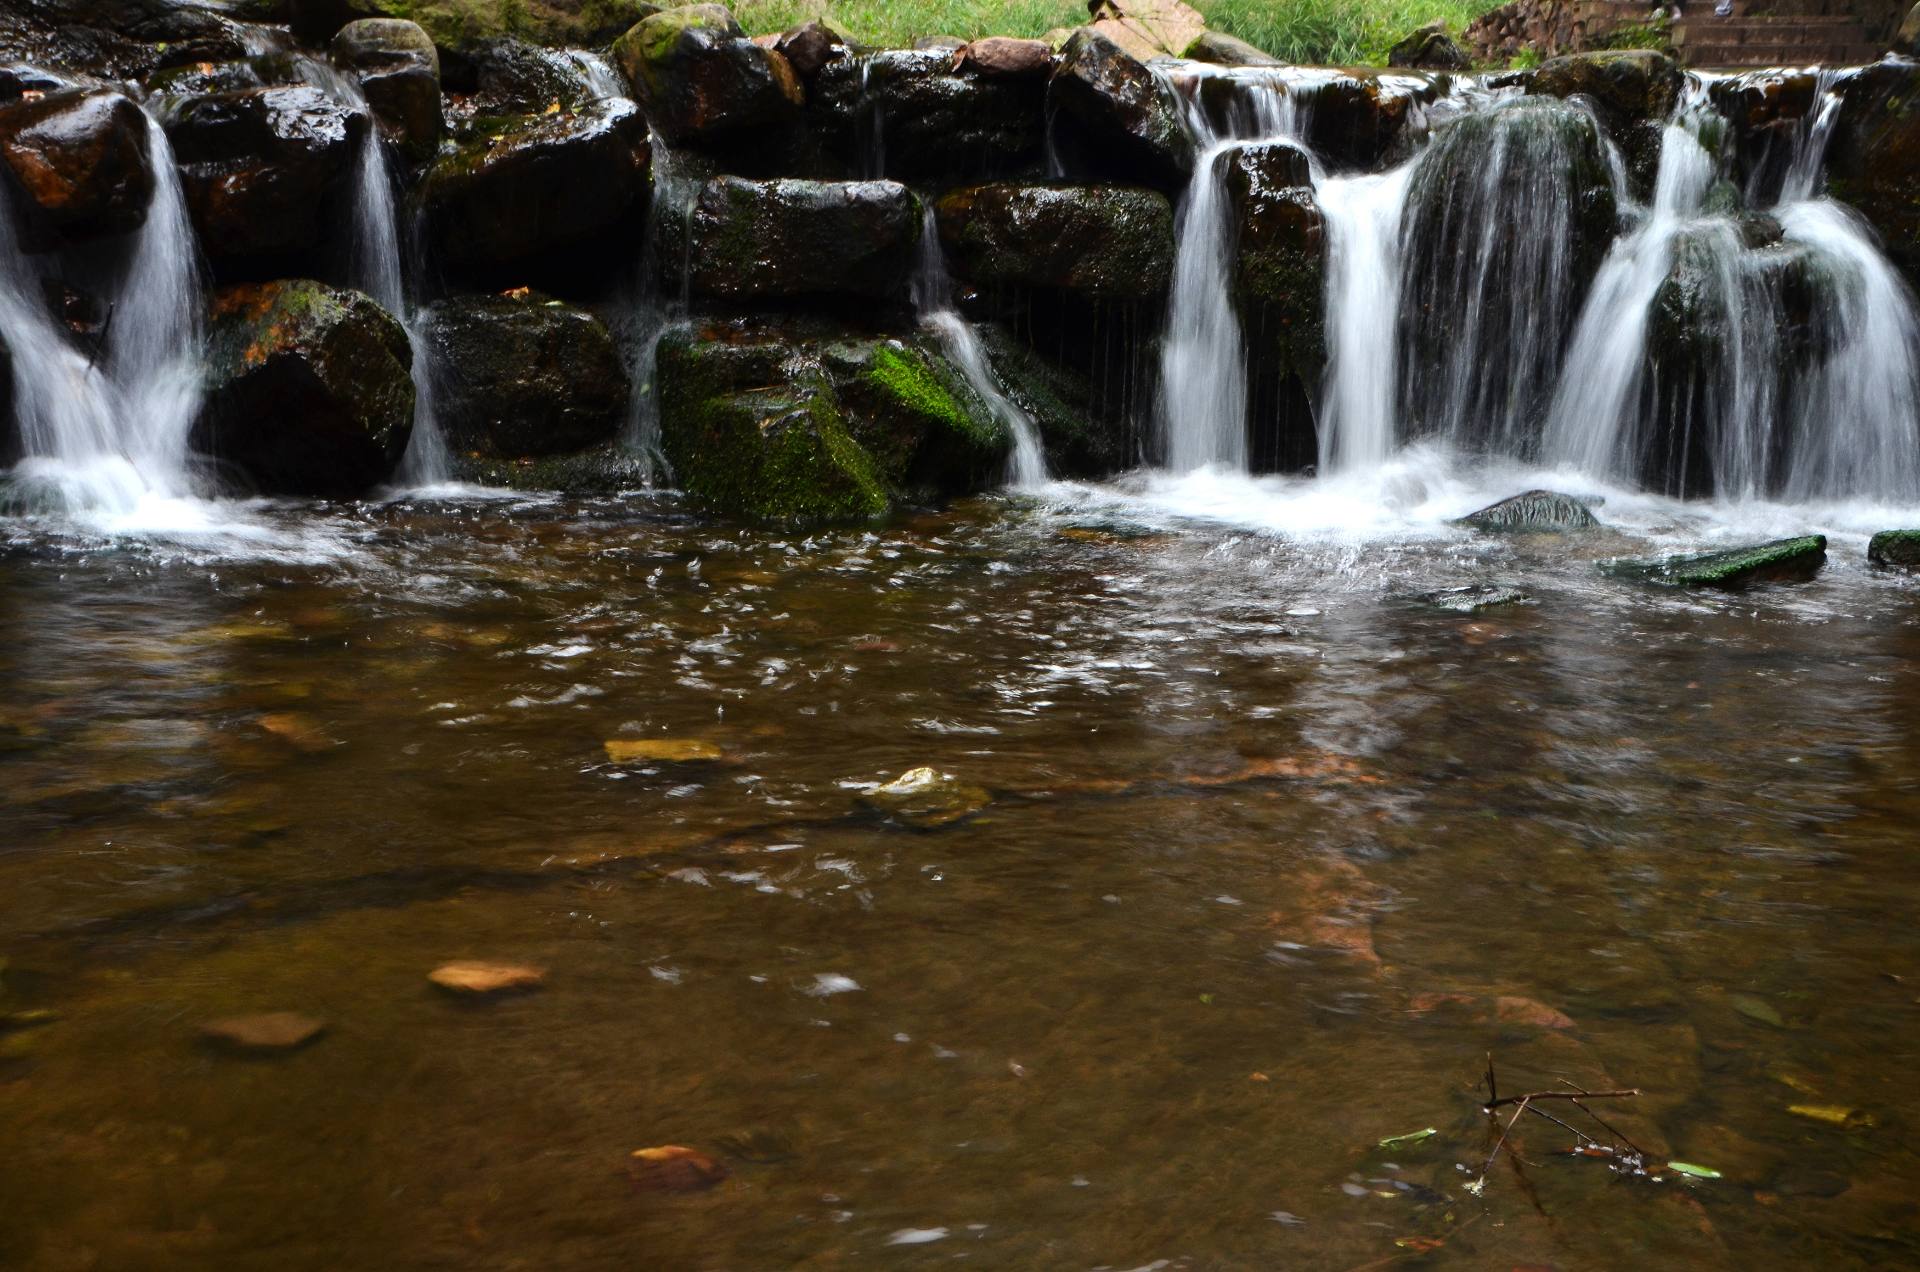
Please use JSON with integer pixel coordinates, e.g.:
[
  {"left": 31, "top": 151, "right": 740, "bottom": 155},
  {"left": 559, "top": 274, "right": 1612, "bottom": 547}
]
[
  {"left": 1868, "top": 529, "right": 1920, "bottom": 570},
  {"left": 1225, "top": 142, "right": 1325, "bottom": 380},
  {"left": 193, "top": 279, "right": 414, "bottom": 497},
  {"left": 1047, "top": 28, "right": 1191, "bottom": 189},
  {"left": 1830, "top": 62, "right": 1920, "bottom": 284},
  {"left": 656, "top": 322, "right": 1013, "bottom": 525},
  {"left": 809, "top": 49, "right": 1046, "bottom": 183},
  {"left": 684, "top": 176, "right": 920, "bottom": 301},
  {"left": 973, "top": 323, "right": 1132, "bottom": 477},
  {"left": 612, "top": 4, "right": 801, "bottom": 147},
  {"left": 292, "top": 0, "right": 657, "bottom": 48},
  {"left": 1602, "top": 535, "right": 1827, "bottom": 589},
  {"left": 935, "top": 182, "right": 1174, "bottom": 303},
  {"left": 450, "top": 443, "right": 654, "bottom": 493}
]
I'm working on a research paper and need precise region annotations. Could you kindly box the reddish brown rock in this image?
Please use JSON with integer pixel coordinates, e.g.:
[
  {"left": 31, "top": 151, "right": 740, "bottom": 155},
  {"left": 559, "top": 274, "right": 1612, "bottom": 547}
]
[
  {"left": 0, "top": 88, "right": 154, "bottom": 250},
  {"left": 201, "top": 1012, "right": 328, "bottom": 1053},
  {"left": 957, "top": 37, "right": 1055, "bottom": 78},
  {"left": 429, "top": 961, "right": 545, "bottom": 995},
  {"left": 628, "top": 1144, "right": 729, "bottom": 1192}
]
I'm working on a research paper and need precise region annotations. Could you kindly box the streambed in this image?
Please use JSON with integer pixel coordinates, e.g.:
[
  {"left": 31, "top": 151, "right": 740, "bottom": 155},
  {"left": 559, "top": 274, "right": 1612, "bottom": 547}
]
[{"left": 2, "top": 474, "right": 1917, "bottom": 1269}]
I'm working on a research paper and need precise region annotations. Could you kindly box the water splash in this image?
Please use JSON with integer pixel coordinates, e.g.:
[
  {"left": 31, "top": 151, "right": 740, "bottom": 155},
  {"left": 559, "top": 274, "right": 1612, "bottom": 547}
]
[
  {"left": 1153, "top": 67, "right": 1311, "bottom": 473},
  {"left": 1, "top": 106, "right": 208, "bottom": 524}
]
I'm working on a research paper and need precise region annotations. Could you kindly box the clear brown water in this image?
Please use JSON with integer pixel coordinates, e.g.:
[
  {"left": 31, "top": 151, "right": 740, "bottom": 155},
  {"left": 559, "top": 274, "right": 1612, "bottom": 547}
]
[{"left": 3, "top": 481, "right": 1920, "bottom": 1270}]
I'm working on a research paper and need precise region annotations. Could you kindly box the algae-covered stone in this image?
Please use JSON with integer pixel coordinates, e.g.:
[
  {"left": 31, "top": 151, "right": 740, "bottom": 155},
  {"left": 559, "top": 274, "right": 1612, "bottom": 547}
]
[
  {"left": 684, "top": 176, "right": 920, "bottom": 301},
  {"left": 1387, "top": 21, "right": 1469, "bottom": 71},
  {"left": 973, "top": 323, "right": 1134, "bottom": 477},
  {"left": 656, "top": 322, "right": 1012, "bottom": 525},
  {"left": 859, "top": 765, "right": 990, "bottom": 828},
  {"left": 934, "top": 182, "right": 1174, "bottom": 302},
  {"left": 1225, "top": 142, "right": 1324, "bottom": 378},
  {"left": 1460, "top": 489, "right": 1598, "bottom": 533},
  {"left": 425, "top": 291, "right": 628, "bottom": 459},
  {"left": 1603, "top": 535, "right": 1827, "bottom": 589},
  {"left": 613, "top": 4, "right": 802, "bottom": 147},
  {"left": 421, "top": 98, "right": 650, "bottom": 281},
  {"left": 1869, "top": 529, "right": 1920, "bottom": 569},
  {"left": 1528, "top": 50, "right": 1682, "bottom": 194},
  {"left": 1047, "top": 28, "right": 1191, "bottom": 188},
  {"left": 657, "top": 327, "right": 888, "bottom": 526},
  {"left": 0, "top": 88, "right": 155, "bottom": 251},
  {"left": 193, "top": 280, "right": 414, "bottom": 497}
]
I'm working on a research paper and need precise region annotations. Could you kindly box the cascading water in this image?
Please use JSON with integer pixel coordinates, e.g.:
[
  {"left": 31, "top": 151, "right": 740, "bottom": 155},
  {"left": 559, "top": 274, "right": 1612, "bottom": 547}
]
[
  {"left": 1543, "top": 74, "right": 1920, "bottom": 502},
  {"left": 1315, "top": 166, "right": 1413, "bottom": 475},
  {"left": 307, "top": 57, "right": 449, "bottom": 486},
  {"left": 1, "top": 106, "right": 205, "bottom": 519},
  {"left": 615, "top": 128, "right": 695, "bottom": 479},
  {"left": 1153, "top": 69, "right": 1309, "bottom": 473},
  {"left": 911, "top": 207, "right": 1048, "bottom": 488}
]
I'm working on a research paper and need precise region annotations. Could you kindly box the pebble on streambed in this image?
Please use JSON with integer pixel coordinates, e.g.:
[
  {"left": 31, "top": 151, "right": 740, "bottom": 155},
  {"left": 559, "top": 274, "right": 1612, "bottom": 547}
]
[
  {"left": 627, "top": 1145, "right": 729, "bottom": 1193},
  {"left": 428, "top": 961, "right": 545, "bottom": 996},
  {"left": 199, "top": 1012, "right": 328, "bottom": 1054}
]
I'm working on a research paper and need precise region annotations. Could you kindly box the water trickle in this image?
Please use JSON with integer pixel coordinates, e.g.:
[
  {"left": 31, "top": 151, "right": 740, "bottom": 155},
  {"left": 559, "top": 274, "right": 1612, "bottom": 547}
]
[
  {"left": 1316, "top": 166, "right": 1413, "bottom": 475},
  {"left": 615, "top": 130, "right": 698, "bottom": 480},
  {"left": 1, "top": 106, "right": 205, "bottom": 518},
  {"left": 911, "top": 207, "right": 1048, "bottom": 488},
  {"left": 1154, "top": 68, "right": 1311, "bottom": 474}
]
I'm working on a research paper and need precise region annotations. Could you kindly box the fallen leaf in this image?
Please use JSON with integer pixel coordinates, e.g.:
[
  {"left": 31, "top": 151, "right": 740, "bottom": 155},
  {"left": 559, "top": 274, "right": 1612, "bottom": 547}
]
[
  {"left": 1667, "top": 1161, "right": 1723, "bottom": 1179},
  {"left": 627, "top": 1145, "right": 728, "bottom": 1193},
  {"left": 429, "top": 961, "right": 545, "bottom": 995},
  {"left": 1731, "top": 994, "right": 1785, "bottom": 1028},
  {"left": 1378, "top": 1127, "right": 1438, "bottom": 1149},
  {"left": 1788, "top": 1103, "right": 1875, "bottom": 1129}
]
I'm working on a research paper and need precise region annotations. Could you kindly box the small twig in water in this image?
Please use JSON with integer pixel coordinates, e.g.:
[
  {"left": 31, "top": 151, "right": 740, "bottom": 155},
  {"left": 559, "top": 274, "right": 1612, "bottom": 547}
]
[
  {"left": 1483, "top": 1087, "right": 1638, "bottom": 1112},
  {"left": 1467, "top": 1096, "right": 1531, "bottom": 1197}
]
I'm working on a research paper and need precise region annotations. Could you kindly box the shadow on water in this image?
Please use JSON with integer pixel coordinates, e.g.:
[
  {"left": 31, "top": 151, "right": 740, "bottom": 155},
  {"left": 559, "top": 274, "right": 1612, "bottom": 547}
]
[{"left": 2, "top": 481, "right": 1919, "bottom": 1269}]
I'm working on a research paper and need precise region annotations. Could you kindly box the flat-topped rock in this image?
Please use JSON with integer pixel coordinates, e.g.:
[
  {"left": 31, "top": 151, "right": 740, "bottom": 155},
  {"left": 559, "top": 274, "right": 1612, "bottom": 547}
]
[
  {"left": 1603, "top": 535, "right": 1827, "bottom": 589},
  {"left": 201, "top": 1012, "right": 327, "bottom": 1053},
  {"left": 429, "top": 961, "right": 545, "bottom": 995},
  {"left": 1869, "top": 529, "right": 1920, "bottom": 569}
]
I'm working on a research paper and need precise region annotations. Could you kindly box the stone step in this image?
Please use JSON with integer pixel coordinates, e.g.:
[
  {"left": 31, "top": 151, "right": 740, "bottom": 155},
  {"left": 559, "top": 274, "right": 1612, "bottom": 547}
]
[
  {"left": 1673, "top": 19, "right": 1872, "bottom": 43},
  {"left": 1679, "top": 39, "right": 1885, "bottom": 63}
]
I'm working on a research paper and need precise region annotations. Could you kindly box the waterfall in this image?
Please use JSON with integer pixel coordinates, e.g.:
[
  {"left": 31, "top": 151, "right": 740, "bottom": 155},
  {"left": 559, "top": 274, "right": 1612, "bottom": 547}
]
[
  {"left": 1154, "top": 70, "right": 1309, "bottom": 473},
  {"left": 1316, "top": 166, "right": 1413, "bottom": 474},
  {"left": 911, "top": 207, "right": 1048, "bottom": 488},
  {"left": 615, "top": 128, "right": 697, "bottom": 480},
  {"left": 306, "top": 55, "right": 448, "bottom": 486},
  {"left": 1541, "top": 74, "right": 1920, "bottom": 502},
  {"left": 1, "top": 107, "right": 205, "bottom": 517},
  {"left": 1393, "top": 96, "right": 1621, "bottom": 459}
]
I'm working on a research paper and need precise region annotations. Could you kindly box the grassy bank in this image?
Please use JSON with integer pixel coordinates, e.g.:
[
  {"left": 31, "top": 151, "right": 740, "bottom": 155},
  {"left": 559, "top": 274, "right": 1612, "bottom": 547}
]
[{"left": 733, "top": 0, "right": 1484, "bottom": 65}]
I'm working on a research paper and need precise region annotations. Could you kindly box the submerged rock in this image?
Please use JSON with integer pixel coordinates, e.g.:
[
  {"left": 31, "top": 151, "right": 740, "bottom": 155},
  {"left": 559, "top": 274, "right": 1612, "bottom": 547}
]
[
  {"left": 201, "top": 1012, "right": 327, "bottom": 1053},
  {"left": 934, "top": 182, "right": 1174, "bottom": 302},
  {"left": 628, "top": 1145, "right": 729, "bottom": 1192},
  {"left": 1048, "top": 28, "right": 1191, "bottom": 188},
  {"left": 421, "top": 97, "right": 650, "bottom": 282},
  {"left": 193, "top": 280, "right": 414, "bottom": 498},
  {"left": 1460, "top": 489, "right": 1599, "bottom": 532},
  {"left": 162, "top": 84, "right": 360, "bottom": 272},
  {"left": 1603, "top": 535, "right": 1828, "bottom": 589},
  {"left": 613, "top": 4, "right": 802, "bottom": 148},
  {"left": 1868, "top": 529, "right": 1920, "bottom": 569},
  {"left": 683, "top": 176, "right": 920, "bottom": 301},
  {"left": 604, "top": 738, "right": 726, "bottom": 763},
  {"left": 859, "top": 765, "right": 991, "bottom": 828},
  {"left": 1417, "top": 584, "right": 1530, "bottom": 612},
  {"left": 425, "top": 292, "right": 628, "bottom": 460},
  {"left": 329, "top": 18, "right": 441, "bottom": 164},
  {"left": 0, "top": 87, "right": 154, "bottom": 250},
  {"left": 428, "top": 961, "right": 545, "bottom": 995}
]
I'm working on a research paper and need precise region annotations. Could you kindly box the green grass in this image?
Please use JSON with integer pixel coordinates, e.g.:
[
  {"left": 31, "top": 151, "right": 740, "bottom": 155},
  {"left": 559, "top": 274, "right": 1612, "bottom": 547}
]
[{"left": 732, "top": 0, "right": 1483, "bottom": 66}]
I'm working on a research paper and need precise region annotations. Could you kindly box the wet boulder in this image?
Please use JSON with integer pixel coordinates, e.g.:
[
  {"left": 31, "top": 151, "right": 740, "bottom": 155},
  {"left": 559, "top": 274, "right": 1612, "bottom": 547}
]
[
  {"left": 329, "top": 18, "right": 442, "bottom": 164},
  {"left": 1602, "top": 535, "right": 1827, "bottom": 588},
  {"left": 612, "top": 4, "right": 802, "bottom": 148},
  {"left": 1830, "top": 62, "right": 1920, "bottom": 283},
  {"left": 1387, "top": 21, "right": 1469, "bottom": 71},
  {"left": 193, "top": 280, "right": 414, "bottom": 497},
  {"left": 1460, "top": 489, "right": 1599, "bottom": 532},
  {"left": 810, "top": 49, "right": 1048, "bottom": 182},
  {"left": 420, "top": 97, "right": 650, "bottom": 283},
  {"left": 775, "top": 21, "right": 848, "bottom": 81},
  {"left": 1183, "top": 31, "right": 1281, "bottom": 66},
  {"left": 424, "top": 291, "right": 629, "bottom": 459},
  {"left": 1528, "top": 51, "right": 1682, "bottom": 195},
  {"left": 1708, "top": 70, "right": 1818, "bottom": 202},
  {"left": 1298, "top": 71, "right": 1444, "bottom": 173},
  {"left": 934, "top": 182, "right": 1175, "bottom": 303},
  {"left": 974, "top": 322, "right": 1135, "bottom": 477},
  {"left": 0, "top": 88, "right": 154, "bottom": 250},
  {"left": 656, "top": 320, "right": 1008, "bottom": 525},
  {"left": 162, "top": 85, "right": 361, "bottom": 272},
  {"left": 683, "top": 176, "right": 920, "bottom": 302},
  {"left": 1869, "top": 529, "right": 1920, "bottom": 569},
  {"left": 1047, "top": 28, "right": 1192, "bottom": 188},
  {"left": 1226, "top": 142, "right": 1324, "bottom": 354},
  {"left": 439, "top": 37, "right": 600, "bottom": 115},
  {"left": 293, "top": 0, "right": 659, "bottom": 46}
]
